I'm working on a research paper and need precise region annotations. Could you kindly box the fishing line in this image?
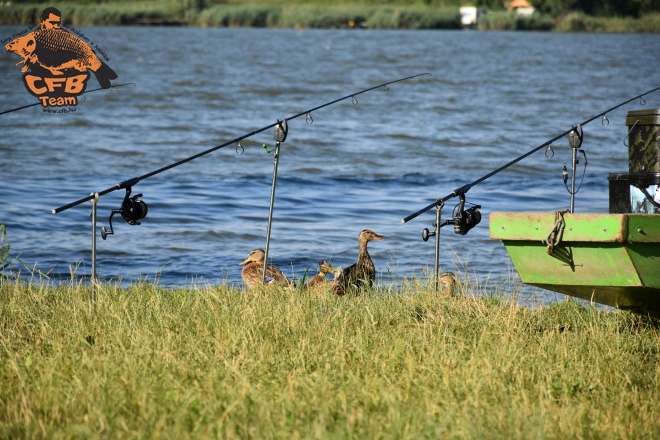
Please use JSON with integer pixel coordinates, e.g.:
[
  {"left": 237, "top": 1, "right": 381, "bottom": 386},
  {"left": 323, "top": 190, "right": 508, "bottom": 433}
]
[
  {"left": 53, "top": 72, "right": 431, "bottom": 215},
  {"left": 0, "top": 82, "right": 136, "bottom": 116},
  {"left": 401, "top": 84, "right": 660, "bottom": 224}
]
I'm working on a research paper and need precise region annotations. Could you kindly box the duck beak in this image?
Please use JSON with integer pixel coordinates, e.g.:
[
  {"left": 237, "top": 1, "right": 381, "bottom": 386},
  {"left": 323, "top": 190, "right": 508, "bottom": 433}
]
[
  {"left": 239, "top": 257, "right": 250, "bottom": 266},
  {"left": 372, "top": 233, "right": 386, "bottom": 240}
]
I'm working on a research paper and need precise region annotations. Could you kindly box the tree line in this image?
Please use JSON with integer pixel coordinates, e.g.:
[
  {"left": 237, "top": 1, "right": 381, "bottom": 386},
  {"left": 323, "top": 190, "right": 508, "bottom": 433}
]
[{"left": 474, "top": 0, "right": 659, "bottom": 18}]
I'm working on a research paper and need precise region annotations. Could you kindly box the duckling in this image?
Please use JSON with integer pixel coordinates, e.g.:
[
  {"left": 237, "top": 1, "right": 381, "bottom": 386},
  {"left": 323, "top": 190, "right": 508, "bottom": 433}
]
[
  {"left": 439, "top": 272, "right": 456, "bottom": 296},
  {"left": 332, "top": 229, "right": 385, "bottom": 296},
  {"left": 304, "top": 260, "right": 335, "bottom": 292},
  {"left": 239, "top": 248, "right": 291, "bottom": 289}
]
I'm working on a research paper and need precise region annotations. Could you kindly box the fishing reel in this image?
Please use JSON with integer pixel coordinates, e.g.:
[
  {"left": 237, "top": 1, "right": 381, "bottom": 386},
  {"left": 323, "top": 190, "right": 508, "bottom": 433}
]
[
  {"left": 454, "top": 204, "right": 482, "bottom": 235},
  {"left": 101, "top": 187, "right": 148, "bottom": 240},
  {"left": 451, "top": 192, "right": 482, "bottom": 236},
  {"left": 421, "top": 193, "right": 482, "bottom": 241}
]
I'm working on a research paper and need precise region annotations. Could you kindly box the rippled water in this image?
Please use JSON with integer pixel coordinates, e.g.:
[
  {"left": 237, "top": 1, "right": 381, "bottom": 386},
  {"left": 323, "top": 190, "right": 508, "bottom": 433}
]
[{"left": 1, "top": 26, "right": 658, "bottom": 291}]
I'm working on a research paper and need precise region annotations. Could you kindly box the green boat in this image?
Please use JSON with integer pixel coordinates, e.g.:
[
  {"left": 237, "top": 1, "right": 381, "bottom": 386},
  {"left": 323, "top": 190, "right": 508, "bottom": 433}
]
[{"left": 490, "top": 109, "right": 660, "bottom": 316}]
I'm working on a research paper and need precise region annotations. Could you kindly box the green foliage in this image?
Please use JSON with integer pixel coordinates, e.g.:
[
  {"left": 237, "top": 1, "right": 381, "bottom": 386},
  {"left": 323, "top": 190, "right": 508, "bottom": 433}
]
[
  {"left": 1, "top": 277, "right": 660, "bottom": 437},
  {"left": 478, "top": 11, "right": 553, "bottom": 30},
  {"left": 366, "top": 7, "right": 461, "bottom": 29},
  {"left": 0, "top": 4, "right": 41, "bottom": 25},
  {"left": 633, "top": 12, "right": 660, "bottom": 32},
  {"left": 279, "top": 6, "right": 363, "bottom": 29},
  {"left": 1, "top": 2, "right": 659, "bottom": 30},
  {"left": 0, "top": 3, "right": 178, "bottom": 25},
  {"left": 4, "top": 0, "right": 660, "bottom": 20},
  {"left": 198, "top": 4, "right": 280, "bottom": 27},
  {"left": 554, "top": 11, "right": 594, "bottom": 31},
  {"left": 197, "top": 4, "right": 461, "bottom": 28},
  {"left": 530, "top": 0, "right": 660, "bottom": 18},
  {"left": 553, "top": 11, "right": 660, "bottom": 32}
]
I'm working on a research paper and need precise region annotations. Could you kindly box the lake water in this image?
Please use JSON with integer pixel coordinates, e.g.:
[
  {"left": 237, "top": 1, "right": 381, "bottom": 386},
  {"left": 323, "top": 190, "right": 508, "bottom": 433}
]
[{"left": 1, "top": 26, "right": 658, "bottom": 293}]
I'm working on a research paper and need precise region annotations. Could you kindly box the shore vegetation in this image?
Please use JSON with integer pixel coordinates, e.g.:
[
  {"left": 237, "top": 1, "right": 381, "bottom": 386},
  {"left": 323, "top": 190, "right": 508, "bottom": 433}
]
[
  {"left": 1, "top": 1, "right": 659, "bottom": 32},
  {"left": 1, "top": 273, "right": 660, "bottom": 438}
]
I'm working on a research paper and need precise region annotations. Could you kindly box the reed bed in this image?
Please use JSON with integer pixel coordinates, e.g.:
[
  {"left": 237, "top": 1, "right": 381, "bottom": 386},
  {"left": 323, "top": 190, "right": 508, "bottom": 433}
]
[
  {"left": 477, "top": 11, "right": 554, "bottom": 31},
  {"left": 553, "top": 12, "right": 660, "bottom": 33},
  {"left": 1, "top": 275, "right": 659, "bottom": 438},
  {"left": 197, "top": 5, "right": 461, "bottom": 29},
  {"left": 0, "top": 3, "right": 179, "bottom": 26},
  {"left": 477, "top": 11, "right": 660, "bottom": 32}
]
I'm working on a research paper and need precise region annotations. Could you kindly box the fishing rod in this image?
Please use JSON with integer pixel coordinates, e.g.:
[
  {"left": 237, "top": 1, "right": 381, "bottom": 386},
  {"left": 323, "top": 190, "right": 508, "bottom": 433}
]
[
  {"left": 402, "top": 85, "right": 660, "bottom": 225},
  {"left": 53, "top": 72, "right": 431, "bottom": 215},
  {"left": 403, "top": 85, "right": 660, "bottom": 293},
  {"left": 51, "top": 73, "right": 430, "bottom": 291},
  {"left": 0, "top": 82, "right": 136, "bottom": 116}
]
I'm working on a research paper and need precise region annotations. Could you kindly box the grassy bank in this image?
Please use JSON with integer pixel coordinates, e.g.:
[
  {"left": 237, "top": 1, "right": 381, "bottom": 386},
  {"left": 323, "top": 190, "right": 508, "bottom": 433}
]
[
  {"left": 1, "top": 277, "right": 659, "bottom": 438},
  {"left": 2, "top": 2, "right": 660, "bottom": 32}
]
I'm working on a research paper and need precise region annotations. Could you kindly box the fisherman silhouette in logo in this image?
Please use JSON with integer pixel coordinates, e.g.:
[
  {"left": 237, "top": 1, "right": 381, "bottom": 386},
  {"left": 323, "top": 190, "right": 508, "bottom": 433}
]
[
  {"left": 4, "top": 7, "right": 118, "bottom": 89},
  {"left": 40, "top": 7, "right": 62, "bottom": 30}
]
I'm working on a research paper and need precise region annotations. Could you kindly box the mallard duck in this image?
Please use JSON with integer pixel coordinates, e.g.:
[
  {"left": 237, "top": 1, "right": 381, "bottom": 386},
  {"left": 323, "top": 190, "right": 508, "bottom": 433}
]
[
  {"left": 239, "top": 248, "right": 291, "bottom": 289},
  {"left": 304, "top": 260, "right": 335, "bottom": 292},
  {"left": 331, "top": 229, "right": 385, "bottom": 296},
  {"left": 439, "top": 272, "right": 456, "bottom": 296}
]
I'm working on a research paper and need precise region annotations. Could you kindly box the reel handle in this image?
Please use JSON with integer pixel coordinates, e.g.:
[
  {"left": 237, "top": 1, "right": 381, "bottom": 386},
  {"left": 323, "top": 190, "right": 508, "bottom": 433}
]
[
  {"left": 422, "top": 227, "right": 436, "bottom": 242},
  {"left": 101, "top": 208, "right": 121, "bottom": 240}
]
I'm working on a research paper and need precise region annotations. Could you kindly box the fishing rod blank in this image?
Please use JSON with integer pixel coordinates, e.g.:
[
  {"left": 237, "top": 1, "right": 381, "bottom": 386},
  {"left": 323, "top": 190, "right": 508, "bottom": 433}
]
[
  {"left": 401, "top": 84, "right": 660, "bottom": 225},
  {"left": 0, "top": 82, "right": 136, "bottom": 116},
  {"left": 406, "top": 86, "right": 659, "bottom": 292},
  {"left": 53, "top": 72, "right": 431, "bottom": 216}
]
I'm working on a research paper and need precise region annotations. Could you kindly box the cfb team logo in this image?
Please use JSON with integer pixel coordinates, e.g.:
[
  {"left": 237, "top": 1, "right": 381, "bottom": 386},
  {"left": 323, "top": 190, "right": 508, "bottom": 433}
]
[{"left": 3, "top": 7, "right": 117, "bottom": 109}]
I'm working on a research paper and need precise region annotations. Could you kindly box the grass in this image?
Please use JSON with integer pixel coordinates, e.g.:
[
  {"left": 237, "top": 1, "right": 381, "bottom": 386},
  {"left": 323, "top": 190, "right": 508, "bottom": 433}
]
[{"left": 1, "top": 274, "right": 659, "bottom": 438}]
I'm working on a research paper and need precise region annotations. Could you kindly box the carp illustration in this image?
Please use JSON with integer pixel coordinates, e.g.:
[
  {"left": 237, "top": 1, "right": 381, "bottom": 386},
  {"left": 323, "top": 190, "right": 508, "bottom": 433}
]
[{"left": 5, "top": 27, "right": 117, "bottom": 89}]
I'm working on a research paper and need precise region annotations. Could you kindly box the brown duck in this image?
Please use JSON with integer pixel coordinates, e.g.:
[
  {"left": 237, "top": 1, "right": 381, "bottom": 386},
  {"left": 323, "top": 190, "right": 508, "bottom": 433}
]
[
  {"left": 239, "top": 249, "right": 291, "bottom": 289},
  {"left": 439, "top": 272, "right": 456, "bottom": 296},
  {"left": 304, "top": 260, "right": 335, "bottom": 292},
  {"left": 332, "top": 229, "right": 385, "bottom": 296}
]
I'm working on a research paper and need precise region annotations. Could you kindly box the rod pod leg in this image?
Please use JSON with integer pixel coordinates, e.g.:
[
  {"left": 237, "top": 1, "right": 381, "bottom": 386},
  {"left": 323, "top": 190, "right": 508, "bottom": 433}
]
[
  {"left": 90, "top": 193, "right": 99, "bottom": 306},
  {"left": 568, "top": 124, "right": 583, "bottom": 213},
  {"left": 570, "top": 146, "right": 578, "bottom": 213},
  {"left": 433, "top": 205, "right": 442, "bottom": 293},
  {"left": 263, "top": 142, "right": 281, "bottom": 284}
]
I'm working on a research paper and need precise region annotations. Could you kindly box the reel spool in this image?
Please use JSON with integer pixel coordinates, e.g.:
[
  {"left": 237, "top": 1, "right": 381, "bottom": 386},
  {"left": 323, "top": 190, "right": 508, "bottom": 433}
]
[{"left": 101, "top": 187, "right": 148, "bottom": 240}]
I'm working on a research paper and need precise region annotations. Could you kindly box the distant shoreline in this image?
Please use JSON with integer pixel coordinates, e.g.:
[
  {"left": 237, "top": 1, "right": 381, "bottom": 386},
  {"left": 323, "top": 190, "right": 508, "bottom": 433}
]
[{"left": 1, "top": 3, "right": 659, "bottom": 33}]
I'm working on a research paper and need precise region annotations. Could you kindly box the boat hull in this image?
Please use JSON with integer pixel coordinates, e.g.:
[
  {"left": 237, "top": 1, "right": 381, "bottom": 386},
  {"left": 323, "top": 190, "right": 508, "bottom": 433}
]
[{"left": 490, "top": 213, "right": 660, "bottom": 315}]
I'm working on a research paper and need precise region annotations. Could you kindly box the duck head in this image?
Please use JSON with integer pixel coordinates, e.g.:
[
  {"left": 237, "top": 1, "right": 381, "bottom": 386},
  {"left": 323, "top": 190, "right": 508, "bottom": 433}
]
[
  {"left": 318, "top": 260, "right": 335, "bottom": 274},
  {"left": 439, "top": 271, "right": 456, "bottom": 295},
  {"left": 358, "top": 229, "right": 386, "bottom": 244},
  {"left": 239, "top": 248, "right": 265, "bottom": 266}
]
